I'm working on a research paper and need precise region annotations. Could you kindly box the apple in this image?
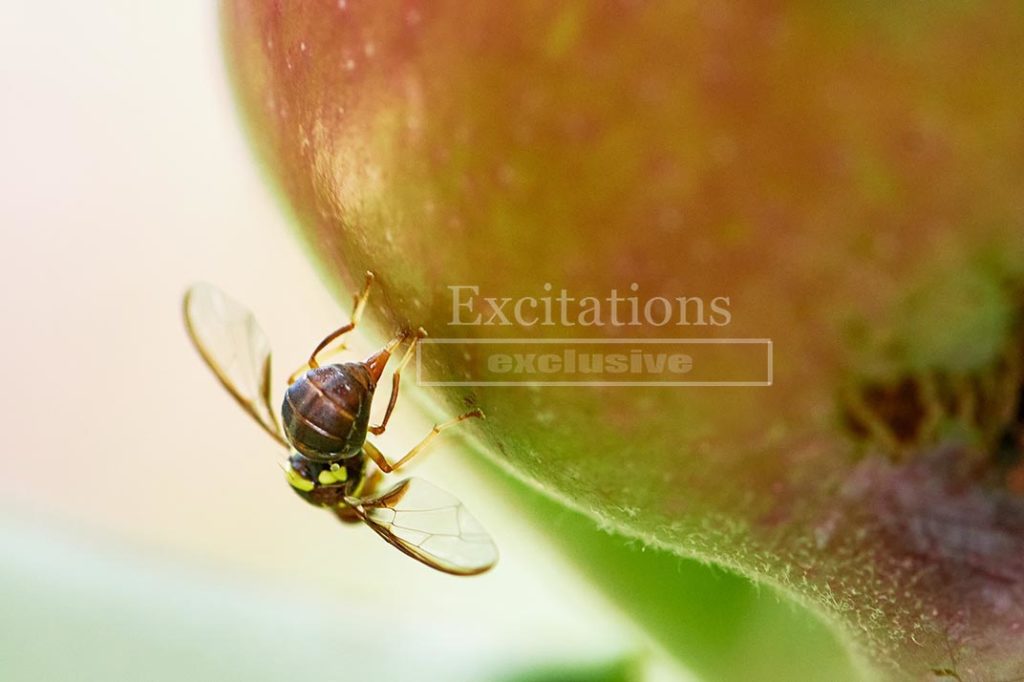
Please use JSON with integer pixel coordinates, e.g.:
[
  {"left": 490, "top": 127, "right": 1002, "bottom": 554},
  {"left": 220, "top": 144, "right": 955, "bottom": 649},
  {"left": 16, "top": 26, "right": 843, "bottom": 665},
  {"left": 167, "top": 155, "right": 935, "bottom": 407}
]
[{"left": 221, "top": 1, "right": 1024, "bottom": 678}]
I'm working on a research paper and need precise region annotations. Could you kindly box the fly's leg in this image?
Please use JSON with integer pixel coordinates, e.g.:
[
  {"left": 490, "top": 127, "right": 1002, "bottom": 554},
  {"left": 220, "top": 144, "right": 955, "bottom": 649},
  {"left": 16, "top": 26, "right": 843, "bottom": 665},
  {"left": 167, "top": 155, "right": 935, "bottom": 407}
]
[
  {"left": 364, "top": 410, "right": 485, "bottom": 473},
  {"left": 369, "top": 328, "right": 427, "bottom": 436},
  {"left": 308, "top": 270, "right": 374, "bottom": 367},
  {"left": 288, "top": 271, "right": 374, "bottom": 384}
]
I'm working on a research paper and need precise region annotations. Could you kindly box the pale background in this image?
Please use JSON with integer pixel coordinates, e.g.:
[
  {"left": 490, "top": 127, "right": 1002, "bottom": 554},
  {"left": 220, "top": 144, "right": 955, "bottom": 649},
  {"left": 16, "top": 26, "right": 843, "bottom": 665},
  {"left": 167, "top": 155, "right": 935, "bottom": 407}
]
[{"left": 0, "top": 2, "right": 692, "bottom": 680}]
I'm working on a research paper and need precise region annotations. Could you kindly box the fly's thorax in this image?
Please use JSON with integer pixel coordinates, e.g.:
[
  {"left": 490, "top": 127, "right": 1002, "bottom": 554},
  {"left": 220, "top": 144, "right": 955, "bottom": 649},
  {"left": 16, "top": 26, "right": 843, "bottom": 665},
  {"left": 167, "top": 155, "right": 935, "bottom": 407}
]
[
  {"left": 285, "top": 450, "right": 367, "bottom": 507},
  {"left": 281, "top": 363, "right": 376, "bottom": 460}
]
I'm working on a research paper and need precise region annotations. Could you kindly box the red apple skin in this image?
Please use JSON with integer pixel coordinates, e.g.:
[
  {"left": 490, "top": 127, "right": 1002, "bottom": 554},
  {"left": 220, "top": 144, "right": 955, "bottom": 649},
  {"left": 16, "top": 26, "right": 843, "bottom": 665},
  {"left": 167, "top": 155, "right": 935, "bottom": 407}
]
[{"left": 222, "top": 1, "right": 1024, "bottom": 678}]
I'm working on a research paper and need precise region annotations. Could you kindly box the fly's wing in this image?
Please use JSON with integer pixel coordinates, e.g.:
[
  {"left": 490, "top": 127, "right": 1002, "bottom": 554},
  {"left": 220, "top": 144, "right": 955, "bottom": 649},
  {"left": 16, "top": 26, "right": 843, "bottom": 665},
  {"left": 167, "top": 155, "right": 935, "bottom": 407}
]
[
  {"left": 183, "top": 283, "right": 288, "bottom": 448},
  {"left": 353, "top": 477, "right": 498, "bottom": 576}
]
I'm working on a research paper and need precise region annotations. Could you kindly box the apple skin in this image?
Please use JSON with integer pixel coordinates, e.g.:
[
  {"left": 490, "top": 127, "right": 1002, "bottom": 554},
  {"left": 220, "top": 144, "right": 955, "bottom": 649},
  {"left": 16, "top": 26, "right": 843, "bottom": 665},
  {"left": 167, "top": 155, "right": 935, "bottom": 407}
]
[{"left": 222, "top": 1, "right": 1024, "bottom": 678}]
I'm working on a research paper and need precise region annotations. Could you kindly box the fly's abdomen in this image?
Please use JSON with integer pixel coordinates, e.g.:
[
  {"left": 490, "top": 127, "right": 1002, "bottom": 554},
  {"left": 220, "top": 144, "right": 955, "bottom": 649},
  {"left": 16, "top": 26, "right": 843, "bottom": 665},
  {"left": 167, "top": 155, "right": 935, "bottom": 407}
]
[{"left": 282, "top": 363, "right": 375, "bottom": 460}]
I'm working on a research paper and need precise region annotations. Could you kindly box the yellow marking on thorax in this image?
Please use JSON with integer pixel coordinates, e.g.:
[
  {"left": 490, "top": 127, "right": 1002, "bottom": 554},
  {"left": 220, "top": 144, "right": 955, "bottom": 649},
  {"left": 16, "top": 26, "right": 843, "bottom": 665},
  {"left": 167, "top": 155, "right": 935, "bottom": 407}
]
[
  {"left": 284, "top": 464, "right": 315, "bottom": 492},
  {"left": 318, "top": 463, "right": 348, "bottom": 486}
]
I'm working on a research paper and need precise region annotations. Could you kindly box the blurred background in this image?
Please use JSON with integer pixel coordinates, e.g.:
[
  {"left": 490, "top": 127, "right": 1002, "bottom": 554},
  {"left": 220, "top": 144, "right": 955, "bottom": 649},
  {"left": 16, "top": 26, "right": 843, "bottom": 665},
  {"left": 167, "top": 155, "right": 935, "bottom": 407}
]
[{"left": 0, "top": 2, "right": 697, "bottom": 680}]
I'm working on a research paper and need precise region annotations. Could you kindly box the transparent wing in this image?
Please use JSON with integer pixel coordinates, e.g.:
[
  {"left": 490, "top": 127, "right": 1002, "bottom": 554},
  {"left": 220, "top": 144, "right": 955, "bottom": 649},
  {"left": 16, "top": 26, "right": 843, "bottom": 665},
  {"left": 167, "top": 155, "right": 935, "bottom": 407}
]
[
  {"left": 183, "top": 283, "right": 287, "bottom": 448},
  {"left": 353, "top": 477, "right": 498, "bottom": 576}
]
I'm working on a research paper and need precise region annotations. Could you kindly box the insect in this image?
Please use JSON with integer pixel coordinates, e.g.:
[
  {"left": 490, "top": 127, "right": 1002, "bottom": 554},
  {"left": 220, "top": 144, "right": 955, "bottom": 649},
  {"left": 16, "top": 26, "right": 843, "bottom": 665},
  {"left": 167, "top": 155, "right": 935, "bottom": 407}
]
[{"left": 183, "top": 272, "right": 497, "bottom": 575}]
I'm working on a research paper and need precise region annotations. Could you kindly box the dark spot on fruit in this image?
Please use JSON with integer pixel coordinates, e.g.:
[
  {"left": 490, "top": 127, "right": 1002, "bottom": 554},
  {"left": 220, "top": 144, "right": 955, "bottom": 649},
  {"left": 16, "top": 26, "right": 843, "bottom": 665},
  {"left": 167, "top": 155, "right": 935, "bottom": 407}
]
[
  {"left": 1013, "top": 383, "right": 1024, "bottom": 424},
  {"left": 842, "top": 376, "right": 927, "bottom": 444},
  {"left": 839, "top": 328, "right": 1024, "bottom": 492},
  {"left": 994, "top": 428, "right": 1022, "bottom": 469}
]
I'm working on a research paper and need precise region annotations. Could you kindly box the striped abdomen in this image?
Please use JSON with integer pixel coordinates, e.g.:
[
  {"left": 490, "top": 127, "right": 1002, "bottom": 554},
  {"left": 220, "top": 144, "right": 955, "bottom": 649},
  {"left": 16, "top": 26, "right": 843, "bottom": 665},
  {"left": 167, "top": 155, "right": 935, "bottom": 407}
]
[{"left": 281, "top": 363, "right": 376, "bottom": 460}]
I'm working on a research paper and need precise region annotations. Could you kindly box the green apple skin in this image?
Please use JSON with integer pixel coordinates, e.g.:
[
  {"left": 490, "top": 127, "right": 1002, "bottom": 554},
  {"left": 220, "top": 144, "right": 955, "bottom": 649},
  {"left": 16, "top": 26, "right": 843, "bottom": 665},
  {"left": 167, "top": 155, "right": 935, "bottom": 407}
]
[{"left": 222, "top": 2, "right": 1024, "bottom": 678}]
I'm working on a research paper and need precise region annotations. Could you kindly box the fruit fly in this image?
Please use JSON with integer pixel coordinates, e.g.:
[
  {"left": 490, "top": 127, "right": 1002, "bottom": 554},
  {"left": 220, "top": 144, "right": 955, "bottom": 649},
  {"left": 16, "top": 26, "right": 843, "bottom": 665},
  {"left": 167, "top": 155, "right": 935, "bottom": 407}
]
[{"left": 183, "top": 272, "right": 497, "bottom": 575}]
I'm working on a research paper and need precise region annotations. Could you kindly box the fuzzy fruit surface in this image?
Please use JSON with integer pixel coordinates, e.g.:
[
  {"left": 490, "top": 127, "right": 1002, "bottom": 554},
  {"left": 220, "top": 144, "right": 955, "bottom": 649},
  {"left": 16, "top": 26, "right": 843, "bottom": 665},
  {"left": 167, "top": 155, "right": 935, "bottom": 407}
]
[{"left": 223, "top": 2, "right": 1024, "bottom": 678}]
